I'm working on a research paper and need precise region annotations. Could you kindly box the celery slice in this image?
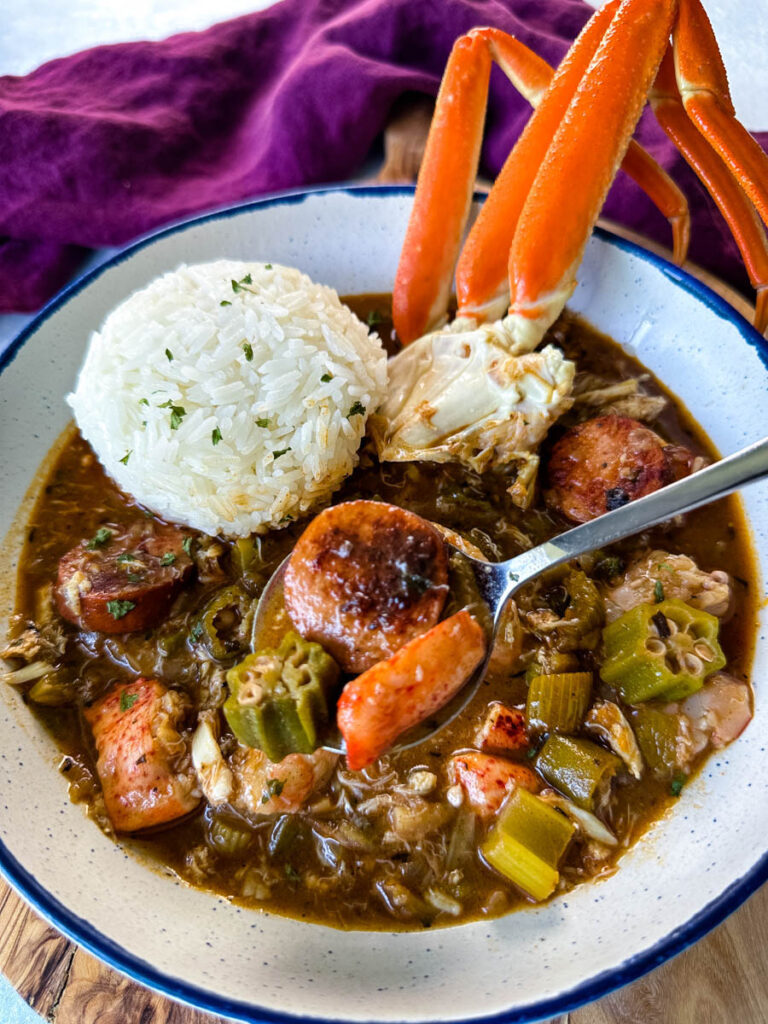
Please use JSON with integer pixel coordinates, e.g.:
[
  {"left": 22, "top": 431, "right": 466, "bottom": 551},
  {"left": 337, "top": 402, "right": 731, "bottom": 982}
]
[
  {"left": 481, "top": 788, "right": 575, "bottom": 901},
  {"left": 526, "top": 671, "right": 592, "bottom": 733},
  {"left": 536, "top": 735, "right": 621, "bottom": 810}
]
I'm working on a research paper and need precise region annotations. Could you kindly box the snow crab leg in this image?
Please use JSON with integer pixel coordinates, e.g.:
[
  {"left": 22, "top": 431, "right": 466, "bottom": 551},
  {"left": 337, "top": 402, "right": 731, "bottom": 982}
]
[{"left": 394, "top": 0, "right": 768, "bottom": 346}]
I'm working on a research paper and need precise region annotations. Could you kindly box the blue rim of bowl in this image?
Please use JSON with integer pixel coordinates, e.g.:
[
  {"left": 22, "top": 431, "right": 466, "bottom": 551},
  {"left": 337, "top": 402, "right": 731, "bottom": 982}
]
[{"left": 1, "top": 184, "right": 767, "bottom": 1024}]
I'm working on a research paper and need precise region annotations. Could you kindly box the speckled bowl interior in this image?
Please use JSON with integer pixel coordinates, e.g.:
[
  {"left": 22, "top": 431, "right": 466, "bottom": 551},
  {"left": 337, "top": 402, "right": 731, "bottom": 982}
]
[{"left": 0, "top": 187, "right": 766, "bottom": 1024}]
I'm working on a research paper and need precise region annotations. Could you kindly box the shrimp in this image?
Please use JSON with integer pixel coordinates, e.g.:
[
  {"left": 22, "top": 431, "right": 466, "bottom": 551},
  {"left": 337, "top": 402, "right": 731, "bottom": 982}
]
[
  {"left": 605, "top": 549, "right": 733, "bottom": 622},
  {"left": 84, "top": 677, "right": 200, "bottom": 832},
  {"left": 679, "top": 672, "right": 752, "bottom": 752},
  {"left": 475, "top": 702, "right": 530, "bottom": 756},
  {"left": 449, "top": 751, "right": 540, "bottom": 818},
  {"left": 337, "top": 610, "right": 486, "bottom": 771},
  {"left": 191, "top": 715, "right": 338, "bottom": 816}
]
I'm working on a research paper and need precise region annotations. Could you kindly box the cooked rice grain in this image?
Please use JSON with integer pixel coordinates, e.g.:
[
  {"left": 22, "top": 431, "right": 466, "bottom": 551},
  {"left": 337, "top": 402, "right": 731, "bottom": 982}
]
[{"left": 68, "top": 261, "right": 387, "bottom": 536}]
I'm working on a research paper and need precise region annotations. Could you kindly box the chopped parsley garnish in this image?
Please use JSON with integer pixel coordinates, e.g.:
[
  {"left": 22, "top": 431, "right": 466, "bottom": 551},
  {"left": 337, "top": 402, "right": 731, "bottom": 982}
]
[
  {"left": 87, "top": 527, "right": 113, "bottom": 549},
  {"left": 220, "top": 300, "right": 232, "bottom": 307},
  {"left": 347, "top": 401, "right": 366, "bottom": 418},
  {"left": 116, "top": 551, "right": 137, "bottom": 563},
  {"left": 182, "top": 536, "right": 194, "bottom": 556},
  {"left": 670, "top": 773, "right": 686, "bottom": 797},
  {"left": 165, "top": 348, "right": 174, "bottom": 362},
  {"left": 160, "top": 552, "right": 177, "bottom": 566},
  {"left": 256, "top": 417, "right": 271, "bottom": 428},
  {"left": 119, "top": 450, "right": 132, "bottom": 465},
  {"left": 231, "top": 273, "right": 254, "bottom": 294},
  {"left": 107, "top": 599, "right": 135, "bottom": 621},
  {"left": 272, "top": 448, "right": 291, "bottom": 460},
  {"left": 169, "top": 405, "right": 186, "bottom": 430},
  {"left": 242, "top": 341, "right": 253, "bottom": 361},
  {"left": 264, "top": 263, "right": 273, "bottom": 270},
  {"left": 654, "top": 579, "right": 665, "bottom": 603},
  {"left": 119, "top": 691, "right": 139, "bottom": 712},
  {"left": 320, "top": 373, "right": 333, "bottom": 382},
  {"left": 139, "top": 397, "right": 149, "bottom": 406},
  {"left": 211, "top": 426, "right": 223, "bottom": 446},
  {"left": 366, "top": 309, "right": 383, "bottom": 327},
  {"left": 127, "top": 573, "right": 143, "bottom": 583},
  {"left": 190, "top": 620, "right": 203, "bottom": 642},
  {"left": 262, "top": 778, "right": 285, "bottom": 804}
]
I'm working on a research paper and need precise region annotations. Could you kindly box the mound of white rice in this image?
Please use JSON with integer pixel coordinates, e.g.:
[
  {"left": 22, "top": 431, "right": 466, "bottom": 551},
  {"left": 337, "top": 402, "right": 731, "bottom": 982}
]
[{"left": 68, "top": 260, "right": 388, "bottom": 536}]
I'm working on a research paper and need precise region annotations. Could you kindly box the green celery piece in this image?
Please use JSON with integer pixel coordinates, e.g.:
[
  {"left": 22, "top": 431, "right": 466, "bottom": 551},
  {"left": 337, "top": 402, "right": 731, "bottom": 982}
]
[
  {"left": 536, "top": 735, "right": 621, "bottom": 810},
  {"left": 632, "top": 705, "right": 685, "bottom": 778},
  {"left": 526, "top": 671, "right": 592, "bottom": 733},
  {"left": 482, "top": 788, "right": 574, "bottom": 901},
  {"left": 483, "top": 830, "right": 559, "bottom": 903}
]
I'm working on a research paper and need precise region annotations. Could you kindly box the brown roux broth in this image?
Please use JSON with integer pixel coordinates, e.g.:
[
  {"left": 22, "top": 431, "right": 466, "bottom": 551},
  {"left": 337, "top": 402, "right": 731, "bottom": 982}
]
[{"left": 10, "top": 297, "right": 758, "bottom": 930}]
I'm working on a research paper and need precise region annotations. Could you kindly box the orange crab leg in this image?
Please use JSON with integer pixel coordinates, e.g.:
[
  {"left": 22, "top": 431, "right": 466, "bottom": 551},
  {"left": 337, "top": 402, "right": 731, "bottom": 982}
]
[
  {"left": 394, "top": 2, "right": 688, "bottom": 344},
  {"left": 651, "top": 50, "right": 768, "bottom": 334},
  {"left": 392, "top": 33, "right": 490, "bottom": 346},
  {"left": 619, "top": 142, "right": 690, "bottom": 265},
  {"left": 457, "top": 3, "right": 687, "bottom": 323},
  {"left": 507, "top": 0, "right": 677, "bottom": 340},
  {"left": 674, "top": 0, "right": 768, "bottom": 228}
]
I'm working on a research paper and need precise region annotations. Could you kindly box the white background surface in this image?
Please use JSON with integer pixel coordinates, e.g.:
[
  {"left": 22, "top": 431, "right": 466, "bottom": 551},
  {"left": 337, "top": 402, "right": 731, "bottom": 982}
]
[{"left": 0, "top": 3, "right": 766, "bottom": 1023}]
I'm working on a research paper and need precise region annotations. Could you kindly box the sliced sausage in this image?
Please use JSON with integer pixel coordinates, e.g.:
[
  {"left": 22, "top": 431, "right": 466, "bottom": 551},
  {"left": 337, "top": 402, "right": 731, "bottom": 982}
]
[
  {"left": 56, "top": 520, "right": 195, "bottom": 633},
  {"left": 85, "top": 677, "right": 200, "bottom": 832},
  {"left": 284, "top": 500, "right": 449, "bottom": 673},
  {"left": 545, "top": 415, "right": 694, "bottom": 523}
]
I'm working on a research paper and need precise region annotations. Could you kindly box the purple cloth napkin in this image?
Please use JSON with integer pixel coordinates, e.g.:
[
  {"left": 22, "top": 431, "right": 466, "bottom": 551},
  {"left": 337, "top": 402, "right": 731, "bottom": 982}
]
[{"left": 0, "top": 0, "right": 765, "bottom": 313}]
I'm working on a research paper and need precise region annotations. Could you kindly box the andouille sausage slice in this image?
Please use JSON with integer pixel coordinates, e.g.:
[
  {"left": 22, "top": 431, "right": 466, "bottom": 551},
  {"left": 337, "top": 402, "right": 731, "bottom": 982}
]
[
  {"left": 85, "top": 677, "right": 200, "bottom": 832},
  {"left": 284, "top": 500, "right": 449, "bottom": 673},
  {"left": 56, "top": 520, "right": 195, "bottom": 633},
  {"left": 545, "top": 415, "right": 694, "bottom": 524}
]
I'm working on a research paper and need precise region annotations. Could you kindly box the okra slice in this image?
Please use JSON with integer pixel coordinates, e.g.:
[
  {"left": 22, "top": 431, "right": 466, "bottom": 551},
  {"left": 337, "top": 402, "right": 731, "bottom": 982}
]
[
  {"left": 224, "top": 631, "right": 339, "bottom": 761},
  {"left": 600, "top": 598, "right": 725, "bottom": 703}
]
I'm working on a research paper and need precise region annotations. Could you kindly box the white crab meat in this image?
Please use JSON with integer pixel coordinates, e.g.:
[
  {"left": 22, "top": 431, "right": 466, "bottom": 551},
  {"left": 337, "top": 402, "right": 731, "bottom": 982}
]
[
  {"left": 584, "top": 700, "right": 644, "bottom": 780},
  {"left": 369, "top": 320, "right": 574, "bottom": 506}
]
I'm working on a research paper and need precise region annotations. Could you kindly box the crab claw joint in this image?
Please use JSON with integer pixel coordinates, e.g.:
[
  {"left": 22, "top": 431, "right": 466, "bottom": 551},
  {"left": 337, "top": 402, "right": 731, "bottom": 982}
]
[{"left": 369, "top": 321, "right": 574, "bottom": 507}]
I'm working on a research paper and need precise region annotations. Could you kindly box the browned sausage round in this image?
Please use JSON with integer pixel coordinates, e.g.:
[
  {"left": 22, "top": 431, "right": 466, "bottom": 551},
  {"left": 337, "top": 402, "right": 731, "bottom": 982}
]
[
  {"left": 283, "top": 500, "right": 449, "bottom": 673},
  {"left": 56, "top": 521, "right": 195, "bottom": 633},
  {"left": 545, "top": 415, "right": 694, "bottom": 523}
]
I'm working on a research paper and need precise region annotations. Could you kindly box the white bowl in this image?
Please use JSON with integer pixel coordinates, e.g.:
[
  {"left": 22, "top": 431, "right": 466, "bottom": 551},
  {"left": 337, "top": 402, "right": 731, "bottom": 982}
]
[{"left": 1, "top": 186, "right": 766, "bottom": 1023}]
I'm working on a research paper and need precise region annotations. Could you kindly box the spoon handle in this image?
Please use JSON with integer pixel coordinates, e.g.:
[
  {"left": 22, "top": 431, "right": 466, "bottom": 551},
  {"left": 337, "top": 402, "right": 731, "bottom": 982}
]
[{"left": 499, "top": 433, "right": 768, "bottom": 605}]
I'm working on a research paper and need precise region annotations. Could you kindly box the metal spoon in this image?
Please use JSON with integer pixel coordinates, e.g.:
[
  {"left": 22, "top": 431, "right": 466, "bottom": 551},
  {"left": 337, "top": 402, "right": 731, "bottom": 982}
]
[{"left": 253, "top": 434, "right": 768, "bottom": 755}]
